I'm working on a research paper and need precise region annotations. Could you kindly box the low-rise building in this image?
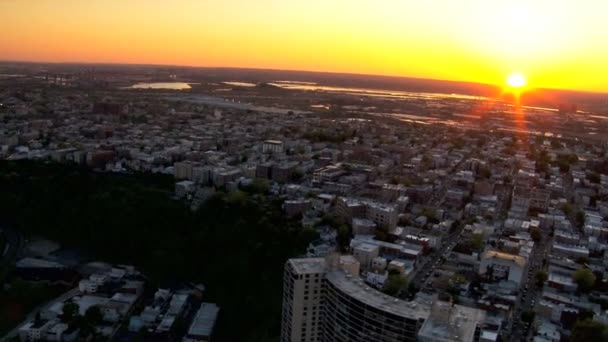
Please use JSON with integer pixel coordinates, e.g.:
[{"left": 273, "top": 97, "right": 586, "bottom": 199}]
[{"left": 479, "top": 250, "right": 526, "bottom": 285}]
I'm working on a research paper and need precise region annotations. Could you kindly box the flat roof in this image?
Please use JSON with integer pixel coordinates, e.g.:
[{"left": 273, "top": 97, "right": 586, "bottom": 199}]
[
  {"left": 481, "top": 331, "right": 498, "bottom": 341},
  {"left": 73, "top": 295, "right": 108, "bottom": 315},
  {"left": 353, "top": 242, "right": 379, "bottom": 253},
  {"left": 418, "top": 302, "right": 487, "bottom": 342},
  {"left": 326, "top": 271, "right": 430, "bottom": 320},
  {"left": 288, "top": 258, "right": 327, "bottom": 275},
  {"left": 16, "top": 257, "right": 64, "bottom": 269},
  {"left": 187, "top": 303, "right": 220, "bottom": 337},
  {"left": 482, "top": 250, "right": 526, "bottom": 268}
]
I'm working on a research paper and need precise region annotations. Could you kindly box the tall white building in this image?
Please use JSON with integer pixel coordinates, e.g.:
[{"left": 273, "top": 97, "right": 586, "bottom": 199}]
[
  {"left": 281, "top": 257, "right": 490, "bottom": 342},
  {"left": 282, "top": 257, "right": 419, "bottom": 342},
  {"left": 281, "top": 258, "right": 326, "bottom": 342}
]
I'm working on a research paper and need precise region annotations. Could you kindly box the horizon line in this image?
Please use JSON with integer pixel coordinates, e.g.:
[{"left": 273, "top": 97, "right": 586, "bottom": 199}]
[{"left": 1, "top": 58, "right": 607, "bottom": 95}]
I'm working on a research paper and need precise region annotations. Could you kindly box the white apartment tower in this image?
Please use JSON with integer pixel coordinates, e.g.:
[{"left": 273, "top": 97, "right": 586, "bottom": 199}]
[
  {"left": 281, "top": 256, "right": 437, "bottom": 342},
  {"left": 281, "top": 258, "right": 326, "bottom": 342}
]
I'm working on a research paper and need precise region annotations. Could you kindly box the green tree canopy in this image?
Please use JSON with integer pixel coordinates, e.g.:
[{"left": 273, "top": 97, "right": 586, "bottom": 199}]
[
  {"left": 573, "top": 268, "right": 596, "bottom": 293},
  {"left": 571, "top": 320, "right": 608, "bottom": 342},
  {"left": 0, "top": 161, "right": 317, "bottom": 341},
  {"left": 535, "top": 271, "right": 548, "bottom": 287},
  {"left": 521, "top": 310, "right": 535, "bottom": 323},
  {"left": 61, "top": 302, "right": 79, "bottom": 323},
  {"left": 384, "top": 275, "right": 408, "bottom": 297},
  {"left": 84, "top": 306, "right": 103, "bottom": 325},
  {"left": 530, "top": 228, "right": 542, "bottom": 242},
  {"left": 576, "top": 211, "right": 586, "bottom": 228}
]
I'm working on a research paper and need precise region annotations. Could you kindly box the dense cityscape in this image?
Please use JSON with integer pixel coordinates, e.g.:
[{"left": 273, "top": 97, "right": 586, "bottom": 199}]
[{"left": 0, "top": 63, "right": 607, "bottom": 342}]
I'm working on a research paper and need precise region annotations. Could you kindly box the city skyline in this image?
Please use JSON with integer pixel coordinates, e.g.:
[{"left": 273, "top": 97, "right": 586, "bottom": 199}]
[{"left": 2, "top": 0, "right": 608, "bottom": 93}]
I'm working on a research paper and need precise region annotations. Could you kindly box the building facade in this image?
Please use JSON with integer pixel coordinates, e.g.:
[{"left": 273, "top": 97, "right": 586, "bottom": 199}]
[{"left": 281, "top": 258, "right": 431, "bottom": 342}]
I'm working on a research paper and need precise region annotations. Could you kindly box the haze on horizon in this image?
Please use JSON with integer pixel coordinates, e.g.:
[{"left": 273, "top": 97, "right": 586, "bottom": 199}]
[{"left": 1, "top": 0, "right": 607, "bottom": 92}]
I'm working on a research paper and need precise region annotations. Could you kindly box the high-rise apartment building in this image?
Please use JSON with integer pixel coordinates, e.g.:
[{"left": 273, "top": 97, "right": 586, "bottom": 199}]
[
  {"left": 281, "top": 258, "right": 326, "bottom": 342},
  {"left": 281, "top": 257, "right": 489, "bottom": 342},
  {"left": 321, "top": 270, "right": 428, "bottom": 342}
]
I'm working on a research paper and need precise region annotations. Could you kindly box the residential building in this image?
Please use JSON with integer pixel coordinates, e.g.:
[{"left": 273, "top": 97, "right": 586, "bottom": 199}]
[{"left": 479, "top": 250, "right": 526, "bottom": 285}]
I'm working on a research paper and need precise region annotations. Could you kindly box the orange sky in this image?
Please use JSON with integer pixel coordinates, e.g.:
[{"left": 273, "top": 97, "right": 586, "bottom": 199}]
[{"left": 1, "top": 0, "right": 607, "bottom": 92}]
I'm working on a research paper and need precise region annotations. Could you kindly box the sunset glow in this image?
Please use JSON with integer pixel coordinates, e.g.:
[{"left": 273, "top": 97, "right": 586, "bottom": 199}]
[
  {"left": 507, "top": 73, "right": 527, "bottom": 89},
  {"left": 1, "top": 0, "right": 607, "bottom": 92}
]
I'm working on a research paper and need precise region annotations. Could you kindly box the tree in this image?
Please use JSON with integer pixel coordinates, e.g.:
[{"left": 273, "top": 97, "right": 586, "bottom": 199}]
[
  {"left": 478, "top": 167, "right": 491, "bottom": 179},
  {"left": 550, "top": 140, "right": 562, "bottom": 149},
  {"left": 387, "top": 268, "right": 401, "bottom": 276},
  {"left": 134, "top": 327, "right": 151, "bottom": 342},
  {"left": 61, "top": 302, "right": 79, "bottom": 323},
  {"left": 447, "top": 274, "right": 466, "bottom": 296},
  {"left": 530, "top": 228, "right": 542, "bottom": 242},
  {"left": 562, "top": 203, "right": 574, "bottom": 216},
  {"left": 471, "top": 234, "right": 484, "bottom": 252},
  {"left": 576, "top": 256, "right": 590, "bottom": 265},
  {"left": 573, "top": 268, "right": 596, "bottom": 293},
  {"left": 446, "top": 283, "right": 460, "bottom": 297},
  {"left": 570, "top": 320, "right": 608, "bottom": 342},
  {"left": 336, "top": 224, "right": 352, "bottom": 252},
  {"left": 384, "top": 275, "right": 408, "bottom": 297},
  {"left": 408, "top": 282, "right": 419, "bottom": 296},
  {"left": 34, "top": 311, "right": 43, "bottom": 326},
  {"left": 420, "top": 208, "right": 438, "bottom": 224},
  {"left": 289, "top": 170, "right": 304, "bottom": 182},
  {"left": 521, "top": 310, "right": 535, "bottom": 323},
  {"left": 450, "top": 274, "right": 467, "bottom": 286},
  {"left": 0, "top": 161, "right": 318, "bottom": 341},
  {"left": 244, "top": 178, "right": 270, "bottom": 194},
  {"left": 450, "top": 220, "right": 461, "bottom": 233},
  {"left": 84, "top": 306, "right": 103, "bottom": 325},
  {"left": 535, "top": 271, "right": 548, "bottom": 287},
  {"left": 576, "top": 210, "right": 586, "bottom": 228},
  {"left": 588, "top": 172, "right": 601, "bottom": 184},
  {"left": 555, "top": 154, "right": 578, "bottom": 172}
]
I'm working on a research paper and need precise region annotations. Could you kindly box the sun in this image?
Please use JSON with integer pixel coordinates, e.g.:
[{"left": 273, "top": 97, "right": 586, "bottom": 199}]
[{"left": 507, "top": 72, "right": 527, "bottom": 88}]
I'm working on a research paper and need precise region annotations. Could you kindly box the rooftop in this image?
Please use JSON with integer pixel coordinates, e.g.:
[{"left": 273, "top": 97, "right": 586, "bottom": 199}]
[
  {"left": 288, "top": 258, "right": 327, "bottom": 275},
  {"left": 187, "top": 302, "right": 220, "bottom": 338},
  {"left": 326, "top": 270, "right": 430, "bottom": 320},
  {"left": 482, "top": 250, "right": 526, "bottom": 268},
  {"left": 418, "top": 301, "right": 487, "bottom": 342}
]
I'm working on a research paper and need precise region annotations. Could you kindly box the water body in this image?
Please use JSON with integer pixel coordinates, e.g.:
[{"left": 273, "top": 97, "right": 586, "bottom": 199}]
[
  {"left": 126, "top": 82, "right": 194, "bottom": 90},
  {"left": 268, "top": 82, "right": 489, "bottom": 102},
  {"left": 223, "top": 81, "right": 256, "bottom": 87}
]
